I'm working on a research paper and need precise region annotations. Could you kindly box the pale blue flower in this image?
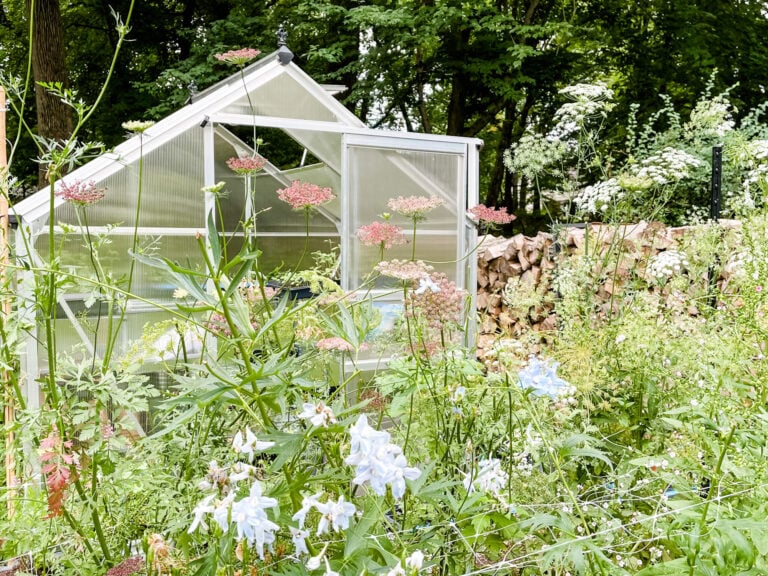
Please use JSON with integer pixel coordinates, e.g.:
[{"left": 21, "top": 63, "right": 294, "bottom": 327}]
[
  {"left": 518, "top": 355, "right": 571, "bottom": 398},
  {"left": 415, "top": 276, "right": 441, "bottom": 295},
  {"left": 314, "top": 495, "right": 356, "bottom": 535}
]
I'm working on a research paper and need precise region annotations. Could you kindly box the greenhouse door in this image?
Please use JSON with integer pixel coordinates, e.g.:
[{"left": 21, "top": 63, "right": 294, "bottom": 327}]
[{"left": 341, "top": 133, "right": 478, "bottom": 294}]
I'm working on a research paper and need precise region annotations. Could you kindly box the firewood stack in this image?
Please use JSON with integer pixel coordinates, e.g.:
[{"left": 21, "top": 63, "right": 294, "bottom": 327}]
[
  {"left": 477, "top": 231, "right": 557, "bottom": 338},
  {"left": 476, "top": 220, "right": 741, "bottom": 341}
]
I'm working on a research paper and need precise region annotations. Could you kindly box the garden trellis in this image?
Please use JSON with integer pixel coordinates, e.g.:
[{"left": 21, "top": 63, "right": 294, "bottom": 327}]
[{"left": 10, "top": 47, "right": 481, "bottom": 407}]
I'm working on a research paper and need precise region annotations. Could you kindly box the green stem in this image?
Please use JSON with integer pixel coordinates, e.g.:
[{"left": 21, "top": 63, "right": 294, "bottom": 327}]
[
  {"left": 196, "top": 235, "right": 272, "bottom": 427},
  {"left": 103, "top": 132, "right": 144, "bottom": 369},
  {"left": 411, "top": 217, "right": 417, "bottom": 261},
  {"left": 687, "top": 425, "right": 737, "bottom": 576},
  {"left": 73, "top": 478, "right": 112, "bottom": 563}
]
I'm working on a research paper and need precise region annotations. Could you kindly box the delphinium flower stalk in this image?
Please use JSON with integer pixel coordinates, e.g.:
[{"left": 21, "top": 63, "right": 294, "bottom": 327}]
[{"left": 387, "top": 195, "right": 443, "bottom": 260}]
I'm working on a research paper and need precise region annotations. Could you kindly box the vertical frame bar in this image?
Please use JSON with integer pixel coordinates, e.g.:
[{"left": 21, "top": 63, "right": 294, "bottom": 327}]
[{"left": 340, "top": 133, "right": 351, "bottom": 291}]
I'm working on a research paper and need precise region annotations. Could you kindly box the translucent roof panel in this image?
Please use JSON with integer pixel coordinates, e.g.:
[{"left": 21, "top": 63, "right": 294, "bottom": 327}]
[
  {"left": 222, "top": 72, "right": 341, "bottom": 122},
  {"left": 224, "top": 235, "right": 339, "bottom": 274},
  {"left": 283, "top": 129, "right": 342, "bottom": 174},
  {"left": 53, "top": 126, "right": 205, "bottom": 228}
]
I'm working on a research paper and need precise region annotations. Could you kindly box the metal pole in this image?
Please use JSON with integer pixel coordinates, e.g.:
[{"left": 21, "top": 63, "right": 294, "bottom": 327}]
[
  {"left": 708, "top": 145, "right": 723, "bottom": 308},
  {"left": 710, "top": 145, "right": 722, "bottom": 220},
  {"left": 0, "top": 85, "right": 16, "bottom": 517}
]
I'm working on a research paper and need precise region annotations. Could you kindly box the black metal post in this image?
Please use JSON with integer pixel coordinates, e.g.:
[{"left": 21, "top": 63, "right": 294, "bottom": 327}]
[
  {"left": 710, "top": 145, "right": 722, "bottom": 220},
  {"left": 708, "top": 145, "right": 723, "bottom": 307}
]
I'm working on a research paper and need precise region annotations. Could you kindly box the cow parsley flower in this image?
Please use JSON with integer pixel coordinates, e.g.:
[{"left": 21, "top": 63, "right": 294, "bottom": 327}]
[
  {"left": 215, "top": 47, "right": 262, "bottom": 66},
  {"left": 227, "top": 156, "right": 267, "bottom": 175},
  {"left": 277, "top": 180, "right": 335, "bottom": 210},
  {"left": 375, "top": 259, "right": 434, "bottom": 281},
  {"left": 387, "top": 195, "right": 444, "bottom": 221},
  {"left": 55, "top": 179, "right": 106, "bottom": 206},
  {"left": 647, "top": 250, "right": 689, "bottom": 281},
  {"left": 467, "top": 204, "right": 515, "bottom": 226},
  {"left": 357, "top": 221, "right": 407, "bottom": 249},
  {"left": 122, "top": 120, "right": 155, "bottom": 134},
  {"left": 574, "top": 178, "right": 624, "bottom": 214},
  {"left": 630, "top": 147, "right": 703, "bottom": 186}
]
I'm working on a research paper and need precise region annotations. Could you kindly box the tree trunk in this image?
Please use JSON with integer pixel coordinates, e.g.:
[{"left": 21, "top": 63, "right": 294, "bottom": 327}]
[
  {"left": 28, "top": 0, "right": 72, "bottom": 185},
  {"left": 487, "top": 102, "right": 517, "bottom": 208}
]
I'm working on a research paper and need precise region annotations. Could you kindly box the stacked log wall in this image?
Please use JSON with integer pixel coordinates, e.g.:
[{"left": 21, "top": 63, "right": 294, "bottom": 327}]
[{"left": 477, "top": 221, "right": 741, "bottom": 337}]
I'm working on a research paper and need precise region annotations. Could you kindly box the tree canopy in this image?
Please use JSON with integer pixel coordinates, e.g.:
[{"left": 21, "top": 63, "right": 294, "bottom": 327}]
[{"left": 2, "top": 0, "right": 768, "bottom": 228}]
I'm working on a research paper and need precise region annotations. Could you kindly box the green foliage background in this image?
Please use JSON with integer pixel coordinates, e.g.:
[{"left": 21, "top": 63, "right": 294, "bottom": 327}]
[{"left": 3, "top": 0, "right": 768, "bottom": 229}]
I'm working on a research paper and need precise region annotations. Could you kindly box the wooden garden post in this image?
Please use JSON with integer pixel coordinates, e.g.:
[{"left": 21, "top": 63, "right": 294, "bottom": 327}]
[{"left": 0, "top": 85, "right": 16, "bottom": 517}]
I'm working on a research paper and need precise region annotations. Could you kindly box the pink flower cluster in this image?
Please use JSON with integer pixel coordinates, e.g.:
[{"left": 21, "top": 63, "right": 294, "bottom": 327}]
[
  {"left": 55, "top": 180, "right": 106, "bottom": 206},
  {"left": 227, "top": 156, "right": 267, "bottom": 175},
  {"left": 277, "top": 180, "right": 335, "bottom": 210},
  {"left": 387, "top": 195, "right": 444, "bottom": 220},
  {"left": 357, "top": 221, "right": 407, "bottom": 249},
  {"left": 316, "top": 337, "right": 369, "bottom": 352},
  {"left": 215, "top": 48, "right": 262, "bottom": 66},
  {"left": 467, "top": 204, "right": 515, "bottom": 225},
  {"left": 407, "top": 273, "right": 466, "bottom": 331},
  {"left": 375, "top": 259, "right": 434, "bottom": 281}
]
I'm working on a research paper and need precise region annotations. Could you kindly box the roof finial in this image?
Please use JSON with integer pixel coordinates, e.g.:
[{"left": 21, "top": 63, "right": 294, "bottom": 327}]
[
  {"left": 276, "top": 23, "right": 293, "bottom": 65},
  {"left": 187, "top": 81, "right": 198, "bottom": 103}
]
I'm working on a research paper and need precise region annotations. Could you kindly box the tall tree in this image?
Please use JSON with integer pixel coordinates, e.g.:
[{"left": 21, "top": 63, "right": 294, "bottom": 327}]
[{"left": 27, "top": 0, "right": 72, "bottom": 183}]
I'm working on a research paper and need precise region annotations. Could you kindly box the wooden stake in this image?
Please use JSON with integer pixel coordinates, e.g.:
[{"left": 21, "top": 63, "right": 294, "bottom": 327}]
[{"left": 0, "top": 85, "right": 16, "bottom": 518}]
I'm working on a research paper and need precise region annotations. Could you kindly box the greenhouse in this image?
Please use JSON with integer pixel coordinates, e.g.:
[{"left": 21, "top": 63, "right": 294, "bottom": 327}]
[{"left": 10, "top": 47, "right": 482, "bottom": 407}]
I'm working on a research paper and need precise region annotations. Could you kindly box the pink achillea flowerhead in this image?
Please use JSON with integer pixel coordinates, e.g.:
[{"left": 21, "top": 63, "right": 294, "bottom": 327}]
[
  {"left": 215, "top": 48, "right": 262, "bottom": 66},
  {"left": 387, "top": 195, "right": 444, "bottom": 221},
  {"left": 227, "top": 156, "right": 267, "bottom": 175},
  {"left": 55, "top": 180, "right": 106, "bottom": 206},
  {"left": 467, "top": 204, "right": 515, "bottom": 226},
  {"left": 375, "top": 259, "right": 434, "bottom": 281},
  {"left": 277, "top": 180, "right": 335, "bottom": 210},
  {"left": 357, "top": 221, "right": 407, "bottom": 249},
  {"left": 316, "top": 337, "right": 369, "bottom": 352}
]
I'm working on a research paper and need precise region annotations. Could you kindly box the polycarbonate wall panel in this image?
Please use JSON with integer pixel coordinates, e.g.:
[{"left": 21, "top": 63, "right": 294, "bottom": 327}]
[
  {"left": 224, "top": 235, "right": 340, "bottom": 274},
  {"left": 355, "top": 234, "right": 458, "bottom": 289},
  {"left": 35, "top": 233, "right": 203, "bottom": 301},
  {"left": 54, "top": 127, "right": 205, "bottom": 228},
  {"left": 222, "top": 73, "right": 339, "bottom": 122},
  {"left": 36, "top": 310, "right": 180, "bottom": 371},
  {"left": 347, "top": 146, "right": 461, "bottom": 230}
]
